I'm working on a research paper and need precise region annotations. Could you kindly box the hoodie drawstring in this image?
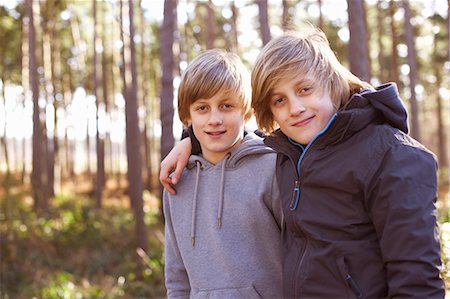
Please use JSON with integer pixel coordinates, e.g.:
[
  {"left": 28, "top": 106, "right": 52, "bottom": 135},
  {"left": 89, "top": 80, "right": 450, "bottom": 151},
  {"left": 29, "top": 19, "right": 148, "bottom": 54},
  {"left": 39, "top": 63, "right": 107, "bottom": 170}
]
[
  {"left": 191, "top": 153, "right": 231, "bottom": 247},
  {"left": 217, "top": 153, "right": 231, "bottom": 228},
  {"left": 191, "top": 160, "right": 202, "bottom": 247}
]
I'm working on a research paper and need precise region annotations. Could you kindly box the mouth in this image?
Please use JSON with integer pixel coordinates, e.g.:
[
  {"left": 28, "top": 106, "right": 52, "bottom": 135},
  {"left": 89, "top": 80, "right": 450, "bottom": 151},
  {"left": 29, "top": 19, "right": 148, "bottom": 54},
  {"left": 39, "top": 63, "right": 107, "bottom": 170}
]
[
  {"left": 292, "top": 116, "right": 314, "bottom": 127},
  {"left": 205, "top": 130, "right": 226, "bottom": 138}
]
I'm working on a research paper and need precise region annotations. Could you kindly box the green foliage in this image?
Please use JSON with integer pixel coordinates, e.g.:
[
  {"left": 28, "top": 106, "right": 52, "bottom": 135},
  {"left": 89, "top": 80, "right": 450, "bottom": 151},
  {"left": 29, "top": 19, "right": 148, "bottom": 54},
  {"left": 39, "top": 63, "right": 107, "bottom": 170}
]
[
  {"left": 0, "top": 3, "right": 23, "bottom": 84},
  {"left": 0, "top": 180, "right": 166, "bottom": 299}
]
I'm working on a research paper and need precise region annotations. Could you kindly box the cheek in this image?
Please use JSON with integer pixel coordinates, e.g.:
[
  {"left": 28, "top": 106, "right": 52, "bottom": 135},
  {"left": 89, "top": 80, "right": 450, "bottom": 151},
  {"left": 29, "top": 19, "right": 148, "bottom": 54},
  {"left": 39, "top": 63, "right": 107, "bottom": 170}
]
[{"left": 270, "top": 108, "right": 283, "bottom": 124}]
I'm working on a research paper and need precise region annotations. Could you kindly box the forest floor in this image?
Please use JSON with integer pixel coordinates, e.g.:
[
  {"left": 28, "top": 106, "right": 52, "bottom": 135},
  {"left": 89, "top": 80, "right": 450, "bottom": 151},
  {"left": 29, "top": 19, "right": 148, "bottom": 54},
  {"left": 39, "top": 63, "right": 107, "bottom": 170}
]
[
  {"left": 1, "top": 172, "right": 450, "bottom": 298},
  {"left": 0, "top": 172, "right": 166, "bottom": 299}
]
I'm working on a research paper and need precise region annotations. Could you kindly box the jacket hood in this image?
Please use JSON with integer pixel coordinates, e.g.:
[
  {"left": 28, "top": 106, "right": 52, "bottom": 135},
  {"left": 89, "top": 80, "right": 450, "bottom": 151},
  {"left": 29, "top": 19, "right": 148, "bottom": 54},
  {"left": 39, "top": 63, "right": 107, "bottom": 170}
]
[
  {"left": 185, "top": 132, "right": 274, "bottom": 246},
  {"left": 351, "top": 82, "right": 408, "bottom": 134},
  {"left": 266, "top": 83, "right": 408, "bottom": 152}
]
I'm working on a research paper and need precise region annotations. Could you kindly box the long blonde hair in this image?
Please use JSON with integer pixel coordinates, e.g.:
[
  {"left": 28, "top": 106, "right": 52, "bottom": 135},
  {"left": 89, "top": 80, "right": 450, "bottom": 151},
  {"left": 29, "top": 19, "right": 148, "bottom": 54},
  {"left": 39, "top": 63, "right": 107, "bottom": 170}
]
[{"left": 252, "top": 27, "right": 372, "bottom": 133}]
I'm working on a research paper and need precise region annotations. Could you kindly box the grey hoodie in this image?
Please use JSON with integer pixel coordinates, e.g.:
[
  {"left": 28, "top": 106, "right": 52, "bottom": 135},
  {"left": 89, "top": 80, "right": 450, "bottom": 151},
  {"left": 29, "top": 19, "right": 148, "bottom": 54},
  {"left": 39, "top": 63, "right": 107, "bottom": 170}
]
[{"left": 163, "top": 132, "right": 283, "bottom": 299}]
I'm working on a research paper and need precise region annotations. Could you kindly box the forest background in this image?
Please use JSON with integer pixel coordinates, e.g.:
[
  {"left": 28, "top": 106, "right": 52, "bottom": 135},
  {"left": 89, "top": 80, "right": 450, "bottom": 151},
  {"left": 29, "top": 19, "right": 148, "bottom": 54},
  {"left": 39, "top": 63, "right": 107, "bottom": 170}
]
[{"left": 0, "top": 0, "right": 449, "bottom": 298}]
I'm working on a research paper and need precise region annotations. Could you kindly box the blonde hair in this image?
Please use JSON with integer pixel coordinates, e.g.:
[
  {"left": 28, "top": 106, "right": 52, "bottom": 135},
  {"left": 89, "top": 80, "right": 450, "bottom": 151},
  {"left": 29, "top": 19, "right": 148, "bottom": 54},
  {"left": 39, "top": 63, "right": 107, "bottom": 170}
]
[
  {"left": 178, "top": 49, "right": 252, "bottom": 125},
  {"left": 252, "top": 27, "right": 372, "bottom": 133}
]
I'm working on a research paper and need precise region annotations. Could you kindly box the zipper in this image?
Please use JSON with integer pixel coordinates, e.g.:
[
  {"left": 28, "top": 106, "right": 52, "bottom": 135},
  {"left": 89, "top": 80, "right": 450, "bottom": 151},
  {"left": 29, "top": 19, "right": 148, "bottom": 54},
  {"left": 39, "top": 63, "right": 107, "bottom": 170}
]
[
  {"left": 288, "top": 113, "right": 338, "bottom": 211},
  {"left": 337, "top": 257, "right": 363, "bottom": 298},
  {"left": 289, "top": 180, "right": 300, "bottom": 210},
  {"left": 345, "top": 273, "right": 363, "bottom": 298},
  {"left": 292, "top": 237, "right": 308, "bottom": 298}
]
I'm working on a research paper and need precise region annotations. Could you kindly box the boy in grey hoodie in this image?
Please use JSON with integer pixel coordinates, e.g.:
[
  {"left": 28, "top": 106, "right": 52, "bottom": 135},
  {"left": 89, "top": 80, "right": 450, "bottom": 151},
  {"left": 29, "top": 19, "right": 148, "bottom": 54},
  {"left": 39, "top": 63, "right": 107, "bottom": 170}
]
[{"left": 163, "top": 49, "right": 283, "bottom": 299}]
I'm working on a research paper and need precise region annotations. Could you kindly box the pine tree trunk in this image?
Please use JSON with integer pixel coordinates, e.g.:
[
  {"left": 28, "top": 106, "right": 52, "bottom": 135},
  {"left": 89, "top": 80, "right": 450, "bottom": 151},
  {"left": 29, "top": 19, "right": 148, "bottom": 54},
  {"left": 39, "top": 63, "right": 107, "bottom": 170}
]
[
  {"left": 376, "top": 0, "right": 386, "bottom": 83},
  {"left": 160, "top": 0, "right": 176, "bottom": 191},
  {"left": 126, "top": 0, "right": 148, "bottom": 253},
  {"left": 257, "top": 0, "right": 271, "bottom": 45},
  {"left": 206, "top": 0, "right": 215, "bottom": 49},
  {"left": 346, "top": 0, "right": 371, "bottom": 82},
  {"left": 93, "top": 0, "right": 104, "bottom": 208},
  {"left": 402, "top": 0, "right": 421, "bottom": 141},
  {"left": 388, "top": 1, "right": 400, "bottom": 86},
  {"left": 28, "top": 0, "right": 48, "bottom": 211}
]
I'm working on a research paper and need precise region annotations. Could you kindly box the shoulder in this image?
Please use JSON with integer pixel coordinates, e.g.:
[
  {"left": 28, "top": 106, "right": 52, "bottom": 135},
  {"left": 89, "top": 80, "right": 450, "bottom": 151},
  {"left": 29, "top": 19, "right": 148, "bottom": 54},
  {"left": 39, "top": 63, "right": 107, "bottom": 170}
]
[
  {"left": 370, "top": 124, "right": 436, "bottom": 161},
  {"left": 361, "top": 124, "right": 438, "bottom": 181}
]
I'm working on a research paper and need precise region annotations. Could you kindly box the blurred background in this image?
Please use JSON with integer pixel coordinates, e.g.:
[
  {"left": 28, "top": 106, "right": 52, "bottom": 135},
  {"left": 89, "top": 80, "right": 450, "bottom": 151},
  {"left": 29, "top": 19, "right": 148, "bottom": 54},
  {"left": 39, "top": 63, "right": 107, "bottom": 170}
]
[{"left": 0, "top": 0, "right": 449, "bottom": 298}]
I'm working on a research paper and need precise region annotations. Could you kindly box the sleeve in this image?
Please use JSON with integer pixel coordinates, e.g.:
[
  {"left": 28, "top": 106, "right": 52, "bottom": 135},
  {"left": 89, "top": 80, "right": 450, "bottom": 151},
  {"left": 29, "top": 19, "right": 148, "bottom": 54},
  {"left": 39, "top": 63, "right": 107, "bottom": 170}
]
[
  {"left": 366, "top": 143, "right": 445, "bottom": 297},
  {"left": 163, "top": 191, "right": 191, "bottom": 298},
  {"left": 181, "top": 126, "right": 202, "bottom": 155}
]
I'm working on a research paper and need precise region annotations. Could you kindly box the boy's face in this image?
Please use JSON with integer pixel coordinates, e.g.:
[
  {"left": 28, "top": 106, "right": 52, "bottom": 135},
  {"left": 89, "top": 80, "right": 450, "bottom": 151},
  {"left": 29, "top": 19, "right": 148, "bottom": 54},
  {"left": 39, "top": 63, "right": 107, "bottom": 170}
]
[
  {"left": 188, "top": 92, "right": 245, "bottom": 164},
  {"left": 269, "top": 76, "right": 336, "bottom": 145}
]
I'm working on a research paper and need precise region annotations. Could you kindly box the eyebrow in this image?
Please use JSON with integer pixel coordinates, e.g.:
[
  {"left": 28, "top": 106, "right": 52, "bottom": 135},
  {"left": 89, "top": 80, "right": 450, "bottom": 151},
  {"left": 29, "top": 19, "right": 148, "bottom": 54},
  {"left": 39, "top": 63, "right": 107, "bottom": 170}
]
[{"left": 270, "top": 78, "right": 313, "bottom": 96}]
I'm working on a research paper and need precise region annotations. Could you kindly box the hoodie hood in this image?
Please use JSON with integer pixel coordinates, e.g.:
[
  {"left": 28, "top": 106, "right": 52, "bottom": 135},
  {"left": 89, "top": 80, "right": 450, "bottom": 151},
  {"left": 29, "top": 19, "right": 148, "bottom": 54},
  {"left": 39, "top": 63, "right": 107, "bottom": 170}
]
[
  {"left": 186, "top": 132, "right": 274, "bottom": 246},
  {"left": 187, "top": 132, "right": 274, "bottom": 170}
]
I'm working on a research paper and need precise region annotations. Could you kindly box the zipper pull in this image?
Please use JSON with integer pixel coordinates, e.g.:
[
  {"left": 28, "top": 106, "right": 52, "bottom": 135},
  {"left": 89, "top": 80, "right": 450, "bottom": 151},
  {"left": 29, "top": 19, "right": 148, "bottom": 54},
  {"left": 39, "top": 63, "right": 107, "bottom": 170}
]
[
  {"left": 289, "top": 180, "right": 300, "bottom": 211},
  {"left": 345, "top": 274, "right": 363, "bottom": 298}
]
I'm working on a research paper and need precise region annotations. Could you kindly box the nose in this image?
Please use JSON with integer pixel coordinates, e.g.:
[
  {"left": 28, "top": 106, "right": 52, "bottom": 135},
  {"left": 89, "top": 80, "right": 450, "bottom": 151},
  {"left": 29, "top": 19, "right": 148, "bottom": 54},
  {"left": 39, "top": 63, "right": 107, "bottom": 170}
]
[
  {"left": 289, "top": 97, "right": 306, "bottom": 116},
  {"left": 208, "top": 109, "right": 223, "bottom": 125}
]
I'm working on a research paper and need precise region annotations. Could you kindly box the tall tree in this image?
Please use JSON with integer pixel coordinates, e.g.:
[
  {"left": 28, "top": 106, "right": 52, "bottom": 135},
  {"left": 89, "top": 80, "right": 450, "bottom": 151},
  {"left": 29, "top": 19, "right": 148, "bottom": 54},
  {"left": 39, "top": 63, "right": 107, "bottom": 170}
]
[
  {"left": 101, "top": 2, "right": 111, "bottom": 190},
  {"left": 402, "top": 0, "right": 420, "bottom": 141},
  {"left": 206, "top": 0, "right": 215, "bottom": 49},
  {"left": 125, "top": 0, "right": 148, "bottom": 253},
  {"left": 230, "top": 2, "right": 240, "bottom": 54},
  {"left": 318, "top": 0, "right": 324, "bottom": 30},
  {"left": 376, "top": 0, "right": 386, "bottom": 83},
  {"left": 160, "top": 0, "right": 176, "bottom": 197},
  {"left": 431, "top": 6, "right": 449, "bottom": 171},
  {"left": 28, "top": 0, "right": 48, "bottom": 211},
  {"left": 0, "top": 82, "right": 9, "bottom": 178},
  {"left": 21, "top": 9, "right": 30, "bottom": 183},
  {"left": 346, "top": 0, "right": 371, "bottom": 82},
  {"left": 93, "top": 0, "right": 105, "bottom": 208},
  {"left": 257, "top": 0, "right": 271, "bottom": 45},
  {"left": 41, "top": 0, "right": 56, "bottom": 198},
  {"left": 139, "top": 0, "right": 152, "bottom": 191},
  {"left": 388, "top": 1, "right": 400, "bottom": 85}
]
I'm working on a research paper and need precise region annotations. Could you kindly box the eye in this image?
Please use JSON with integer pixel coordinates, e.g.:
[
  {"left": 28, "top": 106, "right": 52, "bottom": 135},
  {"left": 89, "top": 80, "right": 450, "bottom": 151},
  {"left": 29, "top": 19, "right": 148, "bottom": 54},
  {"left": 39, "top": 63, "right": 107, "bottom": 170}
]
[
  {"left": 272, "top": 97, "right": 285, "bottom": 106},
  {"left": 297, "top": 87, "right": 312, "bottom": 95},
  {"left": 195, "top": 105, "right": 208, "bottom": 112}
]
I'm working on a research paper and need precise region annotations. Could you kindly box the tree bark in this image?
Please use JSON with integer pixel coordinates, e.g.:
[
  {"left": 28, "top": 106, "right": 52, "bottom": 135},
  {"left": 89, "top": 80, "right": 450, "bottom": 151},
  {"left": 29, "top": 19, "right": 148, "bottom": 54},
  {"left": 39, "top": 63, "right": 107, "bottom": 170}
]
[
  {"left": 318, "top": 0, "right": 324, "bottom": 30},
  {"left": 388, "top": 1, "right": 400, "bottom": 85},
  {"left": 28, "top": 0, "right": 48, "bottom": 211},
  {"left": 126, "top": 0, "right": 148, "bottom": 253},
  {"left": 93, "top": 0, "right": 104, "bottom": 208},
  {"left": 160, "top": 0, "right": 176, "bottom": 181},
  {"left": 376, "top": 0, "right": 386, "bottom": 83},
  {"left": 433, "top": 12, "right": 449, "bottom": 170},
  {"left": 230, "top": 2, "right": 240, "bottom": 55},
  {"left": 402, "top": 0, "right": 420, "bottom": 141},
  {"left": 206, "top": 0, "right": 215, "bottom": 49},
  {"left": 346, "top": 0, "right": 371, "bottom": 82},
  {"left": 257, "top": 0, "right": 271, "bottom": 45},
  {"left": 138, "top": 1, "right": 152, "bottom": 191}
]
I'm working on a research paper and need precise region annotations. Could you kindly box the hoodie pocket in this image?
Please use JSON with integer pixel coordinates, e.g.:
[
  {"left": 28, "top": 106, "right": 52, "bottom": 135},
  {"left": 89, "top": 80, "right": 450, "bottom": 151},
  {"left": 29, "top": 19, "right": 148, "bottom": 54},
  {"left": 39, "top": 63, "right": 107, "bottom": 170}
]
[
  {"left": 336, "top": 256, "right": 363, "bottom": 299},
  {"left": 195, "top": 285, "right": 262, "bottom": 299}
]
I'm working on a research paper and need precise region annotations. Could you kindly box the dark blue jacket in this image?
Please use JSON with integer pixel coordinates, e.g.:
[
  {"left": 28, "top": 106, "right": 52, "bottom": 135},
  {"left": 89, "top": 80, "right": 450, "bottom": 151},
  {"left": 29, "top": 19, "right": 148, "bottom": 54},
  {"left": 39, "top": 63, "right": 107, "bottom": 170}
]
[{"left": 264, "top": 83, "right": 444, "bottom": 298}]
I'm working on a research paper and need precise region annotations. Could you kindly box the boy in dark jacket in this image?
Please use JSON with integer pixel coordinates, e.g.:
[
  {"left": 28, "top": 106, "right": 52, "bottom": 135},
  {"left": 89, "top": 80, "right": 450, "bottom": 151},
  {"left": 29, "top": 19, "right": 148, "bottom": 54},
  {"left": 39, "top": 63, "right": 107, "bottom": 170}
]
[{"left": 160, "top": 27, "right": 445, "bottom": 298}]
